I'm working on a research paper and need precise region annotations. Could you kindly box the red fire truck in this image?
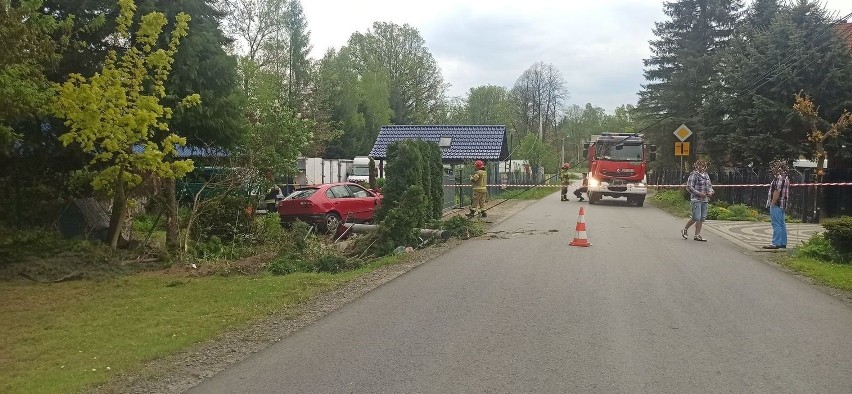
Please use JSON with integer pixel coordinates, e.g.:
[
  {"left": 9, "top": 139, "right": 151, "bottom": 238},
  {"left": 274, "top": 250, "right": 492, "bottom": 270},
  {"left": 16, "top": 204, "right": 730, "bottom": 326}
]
[{"left": 583, "top": 133, "right": 656, "bottom": 206}]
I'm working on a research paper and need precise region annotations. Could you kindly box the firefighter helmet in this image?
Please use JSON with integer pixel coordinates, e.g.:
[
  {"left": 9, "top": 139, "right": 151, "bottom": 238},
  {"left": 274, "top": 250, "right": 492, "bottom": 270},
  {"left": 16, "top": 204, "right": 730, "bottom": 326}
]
[{"left": 474, "top": 160, "right": 485, "bottom": 169}]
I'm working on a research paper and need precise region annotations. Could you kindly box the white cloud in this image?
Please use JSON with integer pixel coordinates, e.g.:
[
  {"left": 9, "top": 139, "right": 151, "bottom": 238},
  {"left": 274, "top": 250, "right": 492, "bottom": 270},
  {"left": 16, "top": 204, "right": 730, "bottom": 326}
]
[{"left": 302, "top": 0, "right": 852, "bottom": 112}]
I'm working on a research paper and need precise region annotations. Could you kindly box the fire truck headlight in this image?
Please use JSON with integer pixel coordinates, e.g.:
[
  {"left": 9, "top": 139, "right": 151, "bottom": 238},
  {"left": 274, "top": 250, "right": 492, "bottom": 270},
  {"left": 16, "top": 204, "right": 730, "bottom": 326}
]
[{"left": 588, "top": 178, "right": 599, "bottom": 187}]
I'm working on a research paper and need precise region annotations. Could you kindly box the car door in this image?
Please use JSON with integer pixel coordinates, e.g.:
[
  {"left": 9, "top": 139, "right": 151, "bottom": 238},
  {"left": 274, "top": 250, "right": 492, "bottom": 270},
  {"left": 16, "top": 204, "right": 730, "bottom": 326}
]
[
  {"left": 345, "top": 184, "right": 379, "bottom": 221},
  {"left": 327, "top": 185, "right": 357, "bottom": 222}
]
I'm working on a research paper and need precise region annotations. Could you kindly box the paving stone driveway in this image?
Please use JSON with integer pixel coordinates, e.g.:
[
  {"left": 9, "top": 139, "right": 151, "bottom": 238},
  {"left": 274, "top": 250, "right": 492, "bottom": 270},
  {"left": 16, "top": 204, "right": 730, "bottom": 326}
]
[{"left": 702, "top": 220, "right": 824, "bottom": 251}]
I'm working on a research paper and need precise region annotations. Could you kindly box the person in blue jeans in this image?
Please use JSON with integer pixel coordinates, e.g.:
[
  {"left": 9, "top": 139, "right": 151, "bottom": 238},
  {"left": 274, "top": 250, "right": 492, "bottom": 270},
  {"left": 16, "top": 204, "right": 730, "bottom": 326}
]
[
  {"left": 682, "top": 159, "right": 714, "bottom": 242},
  {"left": 763, "top": 160, "right": 790, "bottom": 249}
]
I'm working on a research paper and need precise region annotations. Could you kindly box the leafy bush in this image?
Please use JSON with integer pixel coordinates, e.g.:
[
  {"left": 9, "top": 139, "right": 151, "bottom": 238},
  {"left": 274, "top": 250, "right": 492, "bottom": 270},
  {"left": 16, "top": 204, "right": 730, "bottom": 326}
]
[
  {"left": 715, "top": 204, "right": 760, "bottom": 221},
  {"left": 267, "top": 257, "right": 312, "bottom": 275},
  {"left": 653, "top": 189, "right": 687, "bottom": 204},
  {"left": 133, "top": 213, "right": 165, "bottom": 233},
  {"left": 441, "top": 215, "right": 485, "bottom": 239},
  {"left": 706, "top": 205, "right": 726, "bottom": 220},
  {"left": 314, "top": 254, "right": 361, "bottom": 273},
  {"left": 822, "top": 216, "right": 852, "bottom": 263},
  {"left": 189, "top": 195, "right": 254, "bottom": 241},
  {"left": 795, "top": 233, "right": 837, "bottom": 262}
]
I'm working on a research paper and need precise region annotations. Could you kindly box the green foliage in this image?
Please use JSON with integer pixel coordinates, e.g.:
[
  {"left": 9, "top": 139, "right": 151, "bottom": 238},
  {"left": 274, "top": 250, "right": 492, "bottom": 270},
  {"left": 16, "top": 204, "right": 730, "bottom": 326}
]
[
  {"left": 0, "top": 0, "right": 69, "bottom": 152},
  {"left": 346, "top": 22, "right": 447, "bottom": 124},
  {"left": 706, "top": 203, "right": 761, "bottom": 221},
  {"left": 140, "top": 0, "right": 245, "bottom": 149},
  {"left": 637, "top": 0, "right": 741, "bottom": 164},
  {"left": 795, "top": 233, "right": 837, "bottom": 263},
  {"left": 441, "top": 215, "right": 485, "bottom": 239},
  {"left": 375, "top": 185, "right": 426, "bottom": 255},
  {"left": 317, "top": 50, "right": 391, "bottom": 158},
  {"left": 188, "top": 195, "right": 254, "bottom": 242},
  {"left": 379, "top": 140, "right": 422, "bottom": 219},
  {"left": 132, "top": 213, "right": 165, "bottom": 234},
  {"left": 518, "top": 133, "right": 554, "bottom": 172},
  {"left": 449, "top": 85, "right": 514, "bottom": 125},
  {"left": 650, "top": 189, "right": 691, "bottom": 217},
  {"left": 52, "top": 0, "right": 199, "bottom": 247},
  {"left": 266, "top": 257, "right": 312, "bottom": 275},
  {"left": 821, "top": 216, "right": 852, "bottom": 263},
  {"left": 703, "top": 2, "right": 852, "bottom": 165}
]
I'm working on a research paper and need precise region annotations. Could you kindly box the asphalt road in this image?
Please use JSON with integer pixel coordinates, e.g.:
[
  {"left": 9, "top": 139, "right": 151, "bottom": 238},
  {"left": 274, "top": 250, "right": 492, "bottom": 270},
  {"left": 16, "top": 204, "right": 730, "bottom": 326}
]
[{"left": 190, "top": 193, "right": 852, "bottom": 393}]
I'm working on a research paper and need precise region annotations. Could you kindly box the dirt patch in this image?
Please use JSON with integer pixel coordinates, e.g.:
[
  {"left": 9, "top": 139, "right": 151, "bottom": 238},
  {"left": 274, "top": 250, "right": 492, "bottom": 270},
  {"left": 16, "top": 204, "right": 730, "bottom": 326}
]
[{"left": 88, "top": 199, "right": 536, "bottom": 393}]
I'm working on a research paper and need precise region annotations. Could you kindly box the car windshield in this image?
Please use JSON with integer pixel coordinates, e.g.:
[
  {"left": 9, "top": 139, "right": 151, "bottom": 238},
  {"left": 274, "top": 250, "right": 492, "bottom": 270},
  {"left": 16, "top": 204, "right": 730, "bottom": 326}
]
[
  {"left": 285, "top": 188, "right": 318, "bottom": 200},
  {"left": 596, "top": 143, "right": 643, "bottom": 161},
  {"left": 351, "top": 167, "right": 370, "bottom": 176}
]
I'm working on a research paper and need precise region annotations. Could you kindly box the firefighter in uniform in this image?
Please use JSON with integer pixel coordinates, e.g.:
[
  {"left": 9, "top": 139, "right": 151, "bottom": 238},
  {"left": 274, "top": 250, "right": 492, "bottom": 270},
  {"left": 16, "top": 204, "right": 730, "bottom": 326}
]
[
  {"left": 467, "top": 160, "right": 488, "bottom": 218},
  {"left": 559, "top": 162, "right": 572, "bottom": 201}
]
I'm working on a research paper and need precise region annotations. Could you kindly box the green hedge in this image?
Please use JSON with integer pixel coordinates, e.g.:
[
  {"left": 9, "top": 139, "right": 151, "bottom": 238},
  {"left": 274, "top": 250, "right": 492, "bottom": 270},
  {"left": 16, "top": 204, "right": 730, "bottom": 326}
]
[{"left": 822, "top": 216, "right": 852, "bottom": 262}]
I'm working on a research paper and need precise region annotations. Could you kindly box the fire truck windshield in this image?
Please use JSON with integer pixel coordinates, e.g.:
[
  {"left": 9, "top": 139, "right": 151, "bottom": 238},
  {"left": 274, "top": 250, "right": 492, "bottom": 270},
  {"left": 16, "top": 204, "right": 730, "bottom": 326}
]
[{"left": 596, "top": 143, "right": 643, "bottom": 161}]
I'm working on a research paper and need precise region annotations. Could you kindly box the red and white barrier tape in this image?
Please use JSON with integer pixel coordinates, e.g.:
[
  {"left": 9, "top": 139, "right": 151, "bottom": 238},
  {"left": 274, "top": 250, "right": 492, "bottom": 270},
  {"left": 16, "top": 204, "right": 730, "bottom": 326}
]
[
  {"left": 649, "top": 183, "right": 852, "bottom": 188},
  {"left": 442, "top": 183, "right": 852, "bottom": 188}
]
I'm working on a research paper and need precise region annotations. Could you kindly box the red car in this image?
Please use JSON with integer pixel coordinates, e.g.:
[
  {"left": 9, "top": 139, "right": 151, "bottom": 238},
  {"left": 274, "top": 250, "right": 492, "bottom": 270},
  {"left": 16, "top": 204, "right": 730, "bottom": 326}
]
[{"left": 278, "top": 182, "right": 382, "bottom": 232}]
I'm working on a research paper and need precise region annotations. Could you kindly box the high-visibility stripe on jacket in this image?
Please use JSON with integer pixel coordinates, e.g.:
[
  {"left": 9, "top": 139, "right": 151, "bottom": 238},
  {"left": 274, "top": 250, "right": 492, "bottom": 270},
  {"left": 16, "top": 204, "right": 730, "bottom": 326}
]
[{"left": 471, "top": 169, "right": 487, "bottom": 192}]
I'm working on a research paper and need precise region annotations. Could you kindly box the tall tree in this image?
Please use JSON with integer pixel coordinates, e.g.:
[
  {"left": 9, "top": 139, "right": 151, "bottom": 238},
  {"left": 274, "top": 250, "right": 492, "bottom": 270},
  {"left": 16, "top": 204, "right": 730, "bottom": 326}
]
[
  {"left": 220, "top": 0, "right": 288, "bottom": 93},
  {"left": 139, "top": 0, "right": 244, "bottom": 149},
  {"left": 283, "top": 0, "right": 311, "bottom": 111},
  {"left": 53, "top": 0, "right": 199, "bottom": 248},
  {"left": 345, "top": 22, "right": 448, "bottom": 124},
  {"left": 510, "top": 62, "right": 568, "bottom": 140},
  {"left": 316, "top": 48, "right": 390, "bottom": 158},
  {"left": 637, "top": 0, "right": 742, "bottom": 161},
  {"left": 465, "top": 85, "right": 514, "bottom": 125},
  {"left": 0, "top": 0, "right": 67, "bottom": 153},
  {"left": 703, "top": 0, "right": 852, "bottom": 165},
  {"left": 746, "top": 0, "right": 780, "bottom": 28}
]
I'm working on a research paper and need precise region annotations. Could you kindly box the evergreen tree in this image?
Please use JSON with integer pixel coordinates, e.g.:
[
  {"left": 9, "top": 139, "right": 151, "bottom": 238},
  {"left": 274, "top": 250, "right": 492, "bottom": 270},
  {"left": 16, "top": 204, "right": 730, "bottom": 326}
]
[
  {"left": 746, "top": 0, "right": 780, "bottom": 29},
  {"left": 284, "top": 0, "right": 311, "bottom": 112},
  {"left": 637, "top": 0, "right": 743, "bottom": 163},
  {"left": 138, "top": 0, "right": 244, "bottom": 149},
  {"left": 703, "top": 0, "right": 852, "bottom": 165}
]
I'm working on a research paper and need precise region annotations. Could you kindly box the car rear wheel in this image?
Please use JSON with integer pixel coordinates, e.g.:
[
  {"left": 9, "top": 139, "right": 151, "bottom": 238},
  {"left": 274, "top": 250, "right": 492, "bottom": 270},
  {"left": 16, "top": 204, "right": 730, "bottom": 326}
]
[{"left": 320, "top": 212, "right": 341, "bottom": 234}]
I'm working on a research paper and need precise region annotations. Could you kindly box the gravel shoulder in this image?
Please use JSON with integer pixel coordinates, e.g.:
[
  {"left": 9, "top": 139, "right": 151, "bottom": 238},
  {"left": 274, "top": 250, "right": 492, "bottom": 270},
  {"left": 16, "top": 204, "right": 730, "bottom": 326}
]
[{"left": 89, "top": 198, "right": 538, "bottom": 394}]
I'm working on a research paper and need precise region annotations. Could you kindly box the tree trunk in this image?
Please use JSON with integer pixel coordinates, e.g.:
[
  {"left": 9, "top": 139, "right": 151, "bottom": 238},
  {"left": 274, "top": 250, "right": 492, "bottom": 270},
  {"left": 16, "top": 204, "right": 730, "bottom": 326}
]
[
  {"left": 164, "top": 177, "right": 180, "bottom": 251},
  {"left": 107, "top": 176, "right": 127, "bottom": 249}
]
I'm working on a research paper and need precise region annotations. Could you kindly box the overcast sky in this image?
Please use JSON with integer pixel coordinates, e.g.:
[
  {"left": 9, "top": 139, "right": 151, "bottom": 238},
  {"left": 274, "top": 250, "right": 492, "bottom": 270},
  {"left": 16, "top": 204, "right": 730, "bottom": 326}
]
[{"left": 301, "top": 0, "right": 852, "bottom": 113}]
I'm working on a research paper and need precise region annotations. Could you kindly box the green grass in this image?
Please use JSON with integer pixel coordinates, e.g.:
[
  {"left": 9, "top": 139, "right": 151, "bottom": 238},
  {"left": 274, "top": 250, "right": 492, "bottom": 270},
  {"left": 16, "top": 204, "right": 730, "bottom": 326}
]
[
  {"left": 0, "top": 255, "right": 403, "bottom": 393},
  {"left": 647, "top": 189, "right": 691, "bottom": 218},
  {"left": 779, "top": 256, "right": 852, "bottom": 291}
]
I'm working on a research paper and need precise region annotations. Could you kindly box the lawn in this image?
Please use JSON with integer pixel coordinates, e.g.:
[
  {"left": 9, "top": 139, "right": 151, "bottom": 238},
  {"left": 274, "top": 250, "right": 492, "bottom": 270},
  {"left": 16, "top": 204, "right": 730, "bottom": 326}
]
[
  {"left": 0, "top": 256, "right": 400, "bottom": 393},
  {"left": 780, "top": 256, "right": 852, "bottom": 291}
]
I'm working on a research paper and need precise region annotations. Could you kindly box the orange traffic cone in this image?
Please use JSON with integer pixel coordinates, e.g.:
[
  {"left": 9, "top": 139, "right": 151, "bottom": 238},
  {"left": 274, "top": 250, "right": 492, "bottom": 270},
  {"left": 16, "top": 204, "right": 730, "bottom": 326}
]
[{"left": 569, "top": 206, "right": 591, "bottom": 247}]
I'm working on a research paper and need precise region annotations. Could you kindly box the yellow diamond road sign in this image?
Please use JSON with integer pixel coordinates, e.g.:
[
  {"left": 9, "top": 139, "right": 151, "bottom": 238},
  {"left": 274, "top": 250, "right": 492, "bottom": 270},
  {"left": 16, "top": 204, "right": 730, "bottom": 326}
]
[{"left": 674, "top": 124, "right": 693, "bottom": 142}]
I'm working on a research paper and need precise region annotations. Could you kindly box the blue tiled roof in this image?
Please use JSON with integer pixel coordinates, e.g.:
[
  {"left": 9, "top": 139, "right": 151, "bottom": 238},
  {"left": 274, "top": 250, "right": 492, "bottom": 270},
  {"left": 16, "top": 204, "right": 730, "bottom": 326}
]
[
  {"left": 369, "top": 125, "right": 508, "bottom": 161},
  {"left": 131, "top": 145, "right": 228, "bottom": 158}
]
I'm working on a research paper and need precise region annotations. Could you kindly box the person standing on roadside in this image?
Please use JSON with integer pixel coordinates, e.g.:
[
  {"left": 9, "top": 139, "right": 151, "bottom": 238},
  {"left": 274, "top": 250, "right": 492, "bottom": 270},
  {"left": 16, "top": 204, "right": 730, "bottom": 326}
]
[
  {"left": 467, "top": 160, "right": 488, "bottom": 218},
  {"left": 559, "top": 163, "right": 572, "bottom": 201},
  {"left": 763, "top": 160, "right": 790, "bottom": 249},
  {"left": 681, "top": 159, "right": 714, "bottom": 242}
]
